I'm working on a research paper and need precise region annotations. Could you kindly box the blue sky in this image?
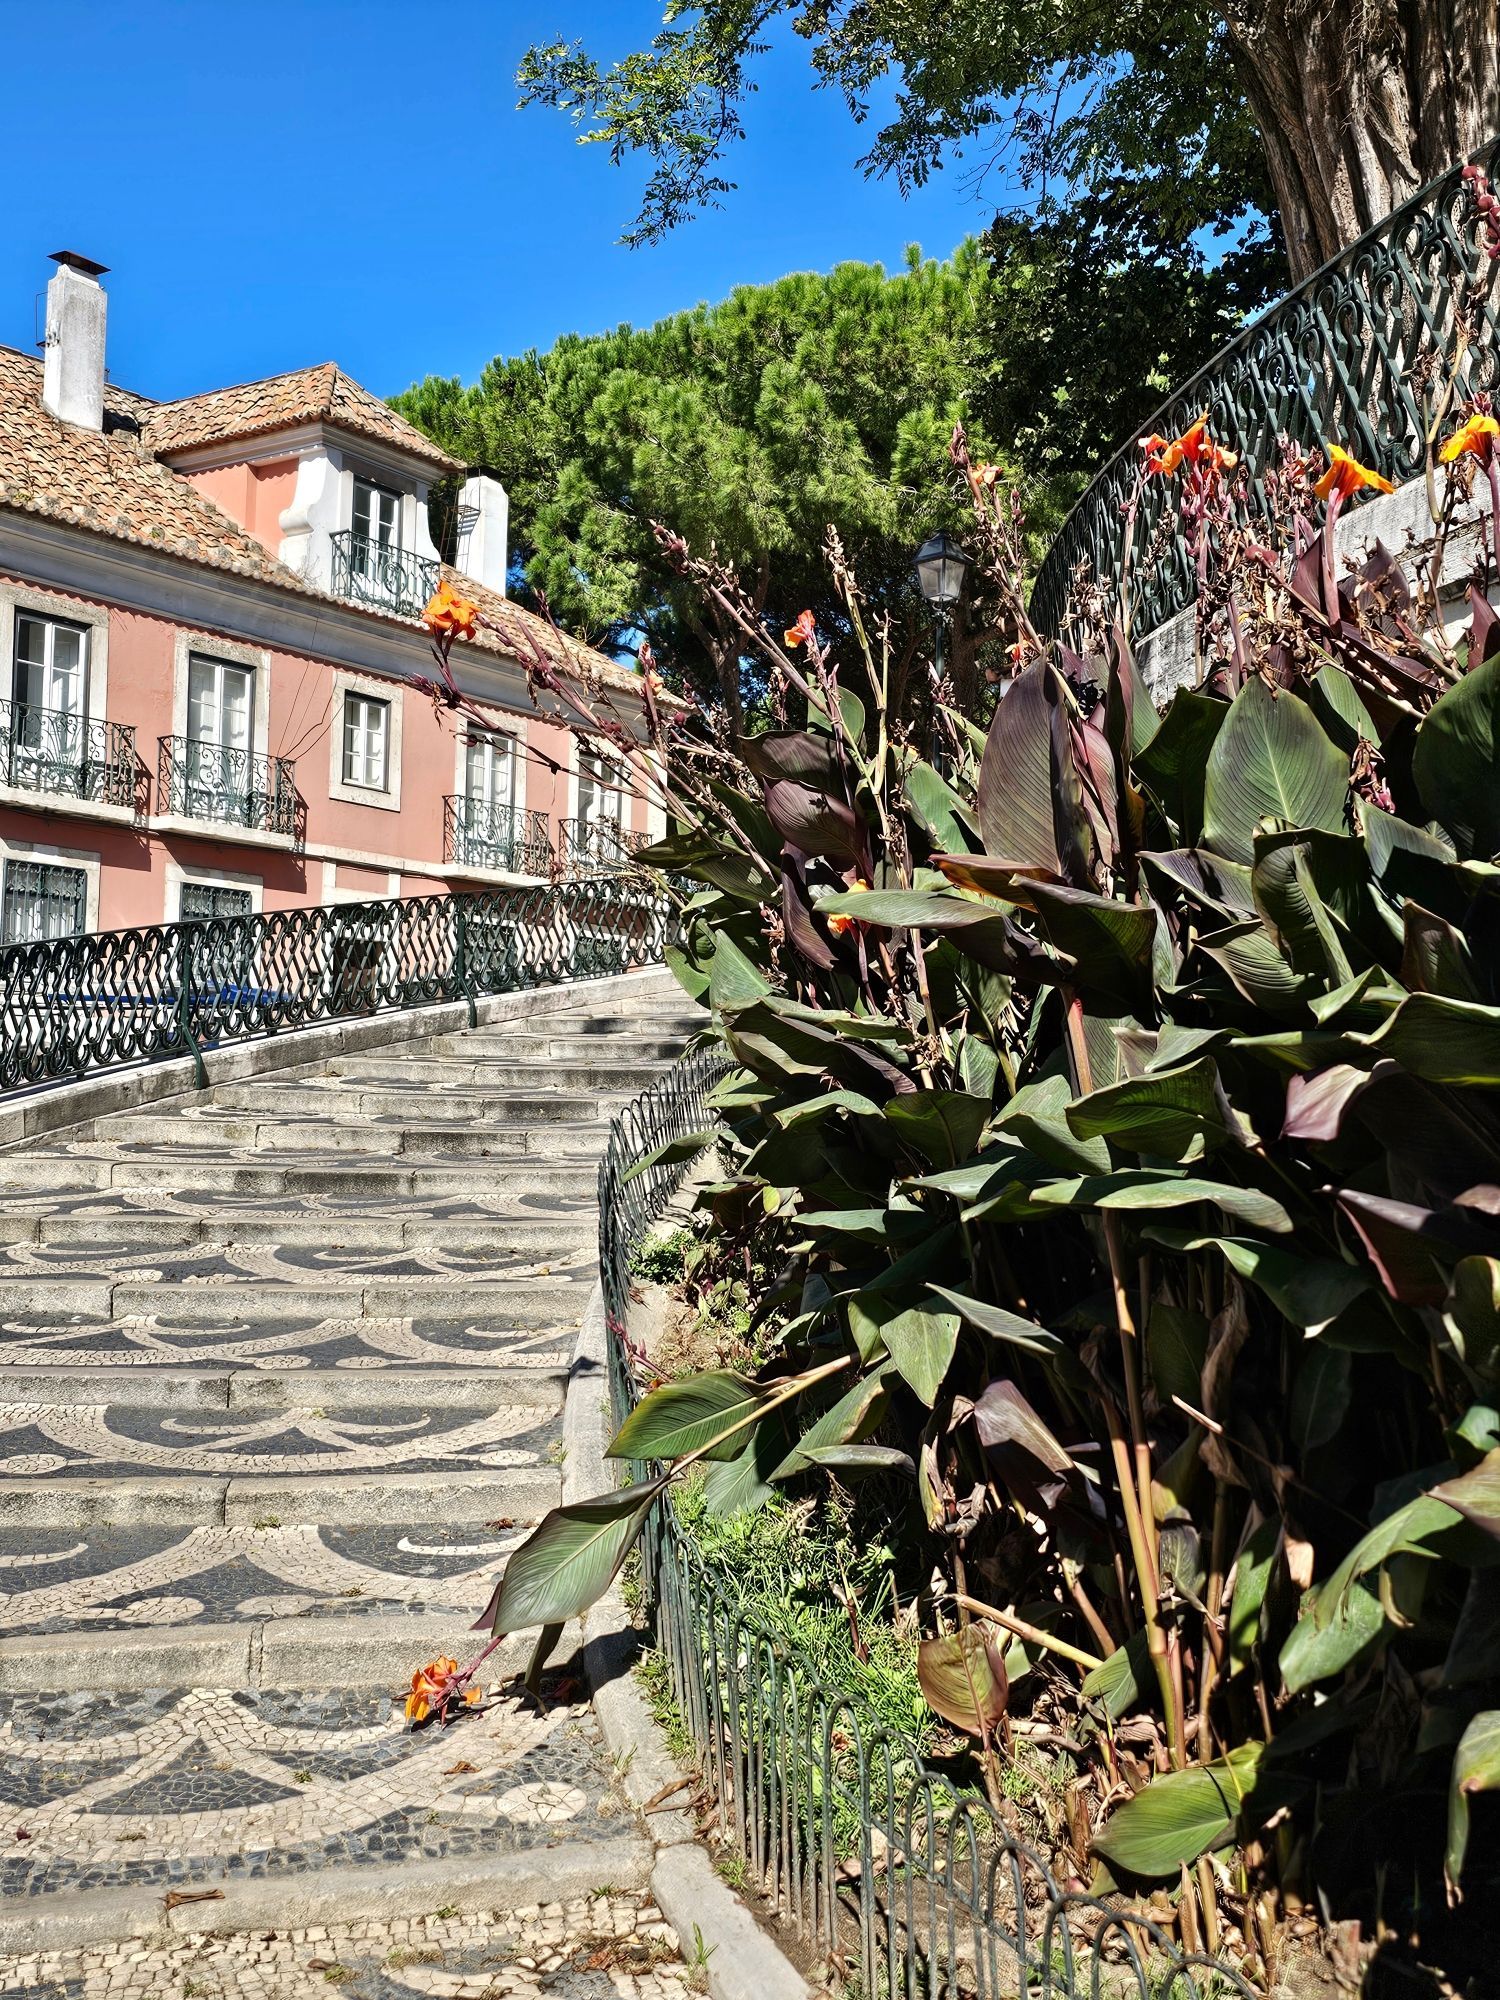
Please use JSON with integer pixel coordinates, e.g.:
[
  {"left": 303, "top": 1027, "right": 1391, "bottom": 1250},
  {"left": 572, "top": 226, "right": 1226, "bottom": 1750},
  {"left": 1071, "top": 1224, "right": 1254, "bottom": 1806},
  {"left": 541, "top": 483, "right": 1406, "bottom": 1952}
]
[{"left": 0, "top": 1, "right": 998, "bottom": 404}]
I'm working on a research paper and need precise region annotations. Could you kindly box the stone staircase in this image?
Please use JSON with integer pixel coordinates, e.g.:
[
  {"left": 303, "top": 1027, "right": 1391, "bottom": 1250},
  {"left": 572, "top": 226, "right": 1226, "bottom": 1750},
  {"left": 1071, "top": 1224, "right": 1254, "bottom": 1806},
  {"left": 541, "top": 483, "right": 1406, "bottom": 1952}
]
[{"left": 0, "top": 968, "right": 700, "bottom": 1964}]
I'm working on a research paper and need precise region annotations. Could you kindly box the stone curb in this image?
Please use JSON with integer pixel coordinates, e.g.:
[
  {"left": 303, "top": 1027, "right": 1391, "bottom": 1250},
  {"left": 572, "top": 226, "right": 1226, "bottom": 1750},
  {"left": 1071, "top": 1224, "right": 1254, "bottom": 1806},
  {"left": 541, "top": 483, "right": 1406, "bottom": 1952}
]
[
  {"left": 0, "top": 965, "right": 676, "bottom": 1153},
  {"left": 564, "top": 1282, "right": 816, "bottom": 2000},
  {"left": 0, "top": 1832, "right": 653, "bottom": 1956}
]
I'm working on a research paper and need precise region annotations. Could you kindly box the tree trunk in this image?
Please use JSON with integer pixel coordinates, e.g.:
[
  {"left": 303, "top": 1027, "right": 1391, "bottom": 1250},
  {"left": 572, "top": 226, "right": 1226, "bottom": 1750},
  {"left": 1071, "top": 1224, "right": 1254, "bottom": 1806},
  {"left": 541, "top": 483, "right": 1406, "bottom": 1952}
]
[{"left": 1221, "top": 0, "right": 1500, "bottom": 280}]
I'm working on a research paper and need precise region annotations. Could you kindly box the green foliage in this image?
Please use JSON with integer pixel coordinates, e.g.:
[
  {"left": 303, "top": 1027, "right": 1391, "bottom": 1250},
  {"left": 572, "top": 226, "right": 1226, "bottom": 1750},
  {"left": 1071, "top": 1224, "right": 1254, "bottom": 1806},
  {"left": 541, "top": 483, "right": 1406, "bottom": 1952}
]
[{"left": 395, "top": 251, "right": 999, "bottom": 720}]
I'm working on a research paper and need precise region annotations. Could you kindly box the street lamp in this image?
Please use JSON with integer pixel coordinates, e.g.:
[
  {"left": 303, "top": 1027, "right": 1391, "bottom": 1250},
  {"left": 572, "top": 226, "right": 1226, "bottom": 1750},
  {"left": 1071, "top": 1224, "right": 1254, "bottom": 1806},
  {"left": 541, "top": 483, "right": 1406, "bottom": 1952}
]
[{"left": 914, "top": 531, "right": 970, "bottom": 682}]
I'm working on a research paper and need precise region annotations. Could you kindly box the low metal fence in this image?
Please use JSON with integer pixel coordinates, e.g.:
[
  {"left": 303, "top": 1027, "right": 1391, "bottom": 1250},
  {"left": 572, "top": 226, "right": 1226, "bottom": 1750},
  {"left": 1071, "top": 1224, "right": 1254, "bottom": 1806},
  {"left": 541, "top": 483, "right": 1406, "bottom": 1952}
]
[
  {"left": 0, "top": 875, "right": 670, "bottom": 1095},
  {"left": 599, "top": 1055, "right": 1253, "bottom": 2000}
]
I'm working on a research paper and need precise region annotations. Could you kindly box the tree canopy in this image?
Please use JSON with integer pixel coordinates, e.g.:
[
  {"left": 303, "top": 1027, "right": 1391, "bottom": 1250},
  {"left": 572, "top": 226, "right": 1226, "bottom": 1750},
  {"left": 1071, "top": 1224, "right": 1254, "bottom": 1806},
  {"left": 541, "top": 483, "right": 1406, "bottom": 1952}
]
[
  {"left": 518, "top": 0, "right": 1498, "bottom": 284},
  {"left": 396, "top": 248, "right": 1001, "bottom": 723}
]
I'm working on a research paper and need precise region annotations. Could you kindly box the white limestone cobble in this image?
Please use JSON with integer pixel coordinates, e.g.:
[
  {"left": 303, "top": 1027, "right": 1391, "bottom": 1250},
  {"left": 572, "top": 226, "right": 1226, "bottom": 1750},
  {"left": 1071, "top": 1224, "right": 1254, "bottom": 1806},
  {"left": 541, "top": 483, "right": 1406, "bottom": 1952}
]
[{"left": 0, "top": 1892, "right": 688, "bottom": 1997}]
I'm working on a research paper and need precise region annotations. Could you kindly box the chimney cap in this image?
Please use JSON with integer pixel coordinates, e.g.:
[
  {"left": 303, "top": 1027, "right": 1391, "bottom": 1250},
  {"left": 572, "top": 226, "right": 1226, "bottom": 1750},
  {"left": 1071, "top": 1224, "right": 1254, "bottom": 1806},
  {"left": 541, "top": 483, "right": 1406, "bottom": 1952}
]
[{"left": 49, "top": 250, "right": 109, "bottom": 279}]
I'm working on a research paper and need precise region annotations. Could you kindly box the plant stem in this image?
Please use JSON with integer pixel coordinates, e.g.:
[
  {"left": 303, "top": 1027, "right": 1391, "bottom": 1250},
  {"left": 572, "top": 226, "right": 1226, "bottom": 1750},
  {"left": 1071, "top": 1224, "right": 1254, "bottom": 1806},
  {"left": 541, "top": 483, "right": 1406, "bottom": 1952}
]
[{"left": 952, "top": 1591, "right": 1105, "bottom": 1673}]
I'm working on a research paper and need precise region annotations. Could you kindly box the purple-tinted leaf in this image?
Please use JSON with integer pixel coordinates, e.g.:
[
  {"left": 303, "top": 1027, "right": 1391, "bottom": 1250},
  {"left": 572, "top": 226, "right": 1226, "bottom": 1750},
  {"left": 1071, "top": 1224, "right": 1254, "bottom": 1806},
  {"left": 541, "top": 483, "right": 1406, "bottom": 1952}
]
[
  {"left": 976, "top": 662, "right": 1063, "bottom": 876},
  {"left": 761, "top": 778, "right": 867, "bottom": 863}
]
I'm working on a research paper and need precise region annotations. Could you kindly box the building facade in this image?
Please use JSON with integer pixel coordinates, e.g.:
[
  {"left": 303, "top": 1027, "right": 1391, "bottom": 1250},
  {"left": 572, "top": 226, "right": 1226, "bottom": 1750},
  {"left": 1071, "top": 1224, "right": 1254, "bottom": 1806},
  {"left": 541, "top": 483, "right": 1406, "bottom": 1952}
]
[{"left": 0, "top": 252, "right": 657, "bottom": 944}]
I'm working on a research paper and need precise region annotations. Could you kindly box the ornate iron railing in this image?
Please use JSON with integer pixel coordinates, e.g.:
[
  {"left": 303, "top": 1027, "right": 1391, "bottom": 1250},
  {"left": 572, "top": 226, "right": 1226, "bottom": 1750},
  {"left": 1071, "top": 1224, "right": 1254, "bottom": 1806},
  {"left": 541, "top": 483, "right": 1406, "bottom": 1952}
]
[
  {"left": 0, "top": 701, "right": 136, "bottom": 809},
  {"left": 600, "top": 1059, "right": 1253, "bottom": 2000},
  {"left": 561, "top": 817, "right": 648, "bottom": 873},
  {"left": 0, "top": 877, "right": 670, "bottom": 1095},
  {"left": 157, "top": 737, "right": 299, "bottom": 839},
  {"left": 443, "top": 797, "right": 553, "bottom": 877},
  {"left": 329, "top": 530, "right": 440, "bottom": 621},
  {"left": 1030, "top": 136, "right": 1500, "bottom": 639}
]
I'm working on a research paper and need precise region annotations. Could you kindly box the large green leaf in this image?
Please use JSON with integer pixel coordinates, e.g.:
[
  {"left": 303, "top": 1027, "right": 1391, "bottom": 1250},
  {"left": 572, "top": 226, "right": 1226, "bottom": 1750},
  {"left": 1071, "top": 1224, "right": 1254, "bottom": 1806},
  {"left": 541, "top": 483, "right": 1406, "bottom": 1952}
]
[
  {"left": 976, "top": 661, "right": 1063, "bottom": 873},
  {"left": 1093, "top": 1744, "right": 1271, "bottom": 1876},
  {"left": 708, "top": 934, "right": 774, "bottom": 1010},
  {"left": 621, "top": 1130, "right": 716, "bottom": 1184},
  {"left": 1447, "top": 1709, "right": 1500, "bottom": 1889},
  {"left": 924, "top": 1283, "right": 1064, "bottom": 1356},
  {"left": 1364, "top": 993, "right": 1500, "bottom": 1086},
  {"left": 609, "top": 1371, "right": 771, "bottom": 1463},
  {"left": 1025, "top": 883, "right": 1158, "bottom": 1014},
  {"left": 918, "top": 1625, "right": 1009, "bottom": 1738},
  {"left": 1290, "top": 1343, "right": 1352, "bottom": 1452},
  {"left": 1431, "top": 1447, "right": 1500, "bottom": 1538},
  {"left": 486, "top": 1478, "right": 668, "bottom": 1634},
  {"left": 1142, "top": 1228, "right": 1369, "bottom": 1333},
  {"left": 816, "top": 888, "right": 998, "bottom": 930},
  {"left": 1029, "top": 1170, "right": 1291, "bottom": 1235},
  {"left": 1067, "top": 1057, "right": 1248, "bottom": 1161},
  {"left": 1146, "top": 1302, "right": 1209, "bottom": 1409},
  {"left": 1081, "top": 1629, "right": 1150, "bottom": 1718},
  {"left": 906, "top": 761, "right": 976, "bottom": 850},
  {"left": 996, "top": 1072, "right": 1111, "bottom": 1173},
  {"left": 773, "top": 1367, "right": 893, "bottom": 1480},
  {"left": 1413, "top": 649, "right": 1500, "bottom": 858},
  {"left": 1135, "top": 690, "right": 1226, "bottom": 843},
  {"left": 1202, "top": 677, "right": 1349, "bottom": 863},
  {"left": 847, "top": 1295, "right": 959, "bottom": 1405},
  {"left": 1226, "top": 1517, "right": 1280, "bottom": 1677},
  {"left": 884, "top": 1091, "right": 991, "bottom": 1167}
]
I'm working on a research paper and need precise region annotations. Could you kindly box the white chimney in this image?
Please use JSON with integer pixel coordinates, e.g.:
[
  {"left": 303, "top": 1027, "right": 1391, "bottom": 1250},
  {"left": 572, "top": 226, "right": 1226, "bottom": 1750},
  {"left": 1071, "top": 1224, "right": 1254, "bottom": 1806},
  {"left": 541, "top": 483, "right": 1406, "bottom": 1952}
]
[
  {"left": 42, "top": 251, "right": 109, "bottom": 431},
  {"left": 455, "top": 473, "right": 509, "bottom": 597}
]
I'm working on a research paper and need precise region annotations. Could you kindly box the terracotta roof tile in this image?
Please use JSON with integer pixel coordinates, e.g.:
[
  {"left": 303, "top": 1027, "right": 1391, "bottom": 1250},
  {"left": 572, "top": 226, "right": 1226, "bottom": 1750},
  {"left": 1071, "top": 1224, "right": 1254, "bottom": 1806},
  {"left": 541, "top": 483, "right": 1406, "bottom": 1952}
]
[
  {"left": 0, "top": 346, "right": 643, "bottom": 697},
  {"left": 143, "top": 361, "right": 462, "bottom": 473}
]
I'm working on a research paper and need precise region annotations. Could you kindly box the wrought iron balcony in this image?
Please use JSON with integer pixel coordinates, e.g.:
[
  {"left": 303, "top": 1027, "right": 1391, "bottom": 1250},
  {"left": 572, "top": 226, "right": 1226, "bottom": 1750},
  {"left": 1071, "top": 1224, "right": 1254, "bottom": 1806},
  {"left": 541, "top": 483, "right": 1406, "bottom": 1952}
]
[
  {"left": 443, "top": 798, "right": 553, "bottom": 877},
  {"left": 560, "top": 818, "right": 647, "bottom": 874},
  {"left": 157, "top": 737, "right": 299, "bottom": 838},
  {"left": 0, "top": 700, "right": 135, "bottom": 809},
  {"left": 1030, "top": 135, "right": 1500, "bottom": 640},
  {"left": 330, "top": 531, "right": 440, "bottom": 621}
]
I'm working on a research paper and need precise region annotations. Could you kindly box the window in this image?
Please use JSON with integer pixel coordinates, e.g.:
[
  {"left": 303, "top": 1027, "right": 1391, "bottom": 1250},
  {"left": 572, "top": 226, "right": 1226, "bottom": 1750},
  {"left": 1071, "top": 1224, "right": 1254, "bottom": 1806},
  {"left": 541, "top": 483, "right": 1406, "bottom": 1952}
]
[
  {"left": 14, "top": 612, "right": 87, "bottom": 718},
  {"left": 577, "top": 742, "right": 625, "bottom": 827},
  {"left": 11, "top": 612, "right": 90, "bottom": 792},
  {"left": 1, "top": 859, "right": 86, "bottom": 944},
  {"left": 351, "top": 479, "right": 400, "bottom": 577},
  {"left": 184, "top": 655, "right": 256, "bottom": 823},
  {"left": 342, "top": 693, "right": 390, "bottom": 791},
  {"left": 464, "top": 730, "right": 515, "bottom": 811},
  {"left": 179, "top": 881, "right": 254, "bottom": 923}
]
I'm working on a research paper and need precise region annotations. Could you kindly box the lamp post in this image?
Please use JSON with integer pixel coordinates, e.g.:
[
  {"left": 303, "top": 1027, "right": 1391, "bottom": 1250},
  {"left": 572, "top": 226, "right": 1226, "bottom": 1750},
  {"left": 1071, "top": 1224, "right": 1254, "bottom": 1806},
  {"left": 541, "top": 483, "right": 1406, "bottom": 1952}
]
[{"left": 914, "top": 531, "right": 970, "bottom": 684}]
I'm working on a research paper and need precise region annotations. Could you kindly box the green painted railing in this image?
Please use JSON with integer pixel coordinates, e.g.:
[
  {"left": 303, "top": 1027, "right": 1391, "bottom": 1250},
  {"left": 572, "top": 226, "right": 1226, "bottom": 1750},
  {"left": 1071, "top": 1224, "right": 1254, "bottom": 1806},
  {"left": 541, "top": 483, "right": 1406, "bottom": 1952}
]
[
  {"left": 0, "top": 700, "right": 137, "bottom": 810},
  {"left": 1030, "top": 136, "right": 1500, "bottom": 639},
  {"left": 599, "top": 1058, "right": 1253, "bottom": 2000},
  {"left": 0, "top": 876, "right": 669, "bottom": 1096},
  {"left": 330, "top": 530, "right": 441, "bottom": 621}
]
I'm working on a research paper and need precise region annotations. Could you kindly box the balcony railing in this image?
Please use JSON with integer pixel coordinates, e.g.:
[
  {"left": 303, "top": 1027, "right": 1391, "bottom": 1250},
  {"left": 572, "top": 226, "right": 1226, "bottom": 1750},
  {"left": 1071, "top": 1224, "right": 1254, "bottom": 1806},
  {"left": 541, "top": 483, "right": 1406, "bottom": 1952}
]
[
  {"left": 560, "top": 818, "right": 647, "bottom": 873},
  {"left": 157, "top": 737, "right": 299, "bottom": 838},
  {"left": 330, "top": 531, "right": 440, "bottom": 621},
  {"left": 443, "top": 798, "right": 553, "bottom": 877},
  {"left": 1030, "top": 134, "right": 1500, "bottom": 640},
  {"left": 0, "top": 701, "right": 135, "bottom": 809}
]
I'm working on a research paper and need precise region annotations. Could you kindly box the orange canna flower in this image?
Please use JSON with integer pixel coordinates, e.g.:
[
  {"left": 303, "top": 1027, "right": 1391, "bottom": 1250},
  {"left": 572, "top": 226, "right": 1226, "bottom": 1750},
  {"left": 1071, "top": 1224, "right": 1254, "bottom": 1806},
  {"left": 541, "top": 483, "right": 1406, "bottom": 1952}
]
[
  {"left": 825, "top": 880, "right": 870, "bottom": 937},
  {"left": 1440, "top": 412, "right": 1500, "bottom": 466},
  {"left": 424, "top": 580, "right": 481, "bottom": 640},
  {"left": 784, "top": 609, "right": 817, "bottom": 650},
  {"left": 405, "top": 1655, "right": 482, "bottom": 1725},
  {"left": 1314, "top": 443, "right": 1394, "bottom": 506},
  {"left": 1140, "top": 415, "right": 1238, "bottom": 478}
]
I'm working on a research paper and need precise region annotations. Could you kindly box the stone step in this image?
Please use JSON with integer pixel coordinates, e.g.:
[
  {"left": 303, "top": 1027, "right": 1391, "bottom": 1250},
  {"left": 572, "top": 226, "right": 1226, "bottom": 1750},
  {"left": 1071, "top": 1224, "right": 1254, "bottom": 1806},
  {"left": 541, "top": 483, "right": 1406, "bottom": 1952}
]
[
  {"left": 0, "top": 1361, "right": 567, "bottom": 1411},
  {"left": 334, "top": 1033, "right": 688, "bottom": 1072},
  {"left": 0, "top": 1520, "right": 530, "bottom": 1653},
  {"left": 0, "top": 1155, "right": 603, "bottom": 1196},
  {"left": 427, "top": 1013, "right": 702, "bottom": 1053},
  {"left": 205, "top": 1069, "right": 666, "bottom": 1114},
  {"left": 97, "top": 1104, "right": 614, "bottom": 1151},
  {"left": 0, "top": 1463, "right": 560, "bottom": 1528},
  {"left": 0, "top": 1312, "right": 575, "bottom": 1379},
  {"left": 0, "top": 1268, "right": 588, "bottom": 1320},
  {"left": 0, "top": 1209, "right": 595, "bottom": 1255}
]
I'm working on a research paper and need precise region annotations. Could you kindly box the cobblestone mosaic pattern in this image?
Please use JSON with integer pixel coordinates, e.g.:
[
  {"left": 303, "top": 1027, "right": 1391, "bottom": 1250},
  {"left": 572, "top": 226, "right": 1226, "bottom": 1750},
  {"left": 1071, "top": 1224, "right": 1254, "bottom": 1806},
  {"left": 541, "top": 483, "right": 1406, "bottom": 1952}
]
[
  {"left": 0, "top": 1400, "right": 557, "bottom": 1480},
  {"left": 0, "top": 1891, "right": 689, "bottom": 1999},
  {"left": 0, "top": 982, "right": 696, "bottom": 1964},
  {"left": 0, "top": 1523, "right": 530, "bottom": 1634},
  {"left": 1, "top": 1686, "right": 626, "bottom": 1900}
]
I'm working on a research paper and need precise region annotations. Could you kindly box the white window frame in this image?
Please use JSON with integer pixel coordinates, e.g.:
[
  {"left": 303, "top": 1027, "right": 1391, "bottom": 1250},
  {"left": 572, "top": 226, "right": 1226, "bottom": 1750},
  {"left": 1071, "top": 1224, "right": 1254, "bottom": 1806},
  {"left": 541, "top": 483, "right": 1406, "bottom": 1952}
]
[
  {"left": 165, "top": 861, "right": 264, "bottom": 922},
  {"left": 341, "top": 691, "right": 390, "bottom": 793},
  {"left": 0, "top": 835, "right": 100, "bottom": 939},
  {"left": 328, "top": 669, "right": 403, "bottom": 812},
  {"left": 0, "top": 583, "right": 110, "bottom": 723}
]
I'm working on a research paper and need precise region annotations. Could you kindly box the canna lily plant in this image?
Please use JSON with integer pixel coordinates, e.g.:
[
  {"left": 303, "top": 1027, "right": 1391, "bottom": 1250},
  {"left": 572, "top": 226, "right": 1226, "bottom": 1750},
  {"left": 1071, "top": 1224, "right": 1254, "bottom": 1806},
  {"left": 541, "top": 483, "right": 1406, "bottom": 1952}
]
[{"left": 421, "top": 405, "right": 1500, "bottom": 1977}]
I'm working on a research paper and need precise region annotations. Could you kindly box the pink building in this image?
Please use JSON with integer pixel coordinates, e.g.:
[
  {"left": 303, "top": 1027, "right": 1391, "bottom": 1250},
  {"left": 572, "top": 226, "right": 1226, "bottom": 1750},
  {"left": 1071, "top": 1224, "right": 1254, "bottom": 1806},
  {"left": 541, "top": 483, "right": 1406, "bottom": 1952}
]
[{"left": 0, "top": 252, "right": 657, "bottom": 942}]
